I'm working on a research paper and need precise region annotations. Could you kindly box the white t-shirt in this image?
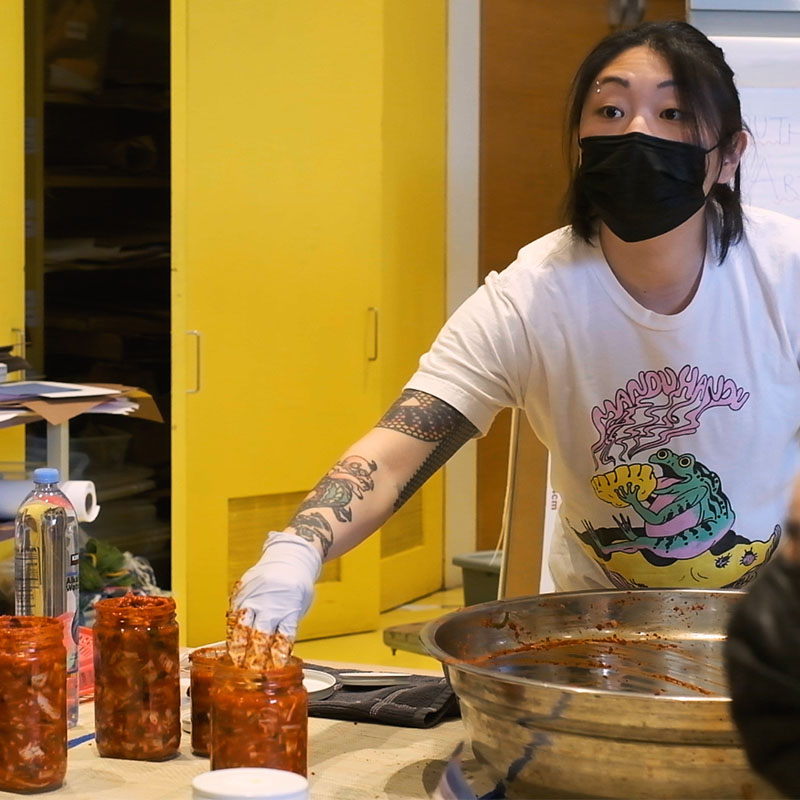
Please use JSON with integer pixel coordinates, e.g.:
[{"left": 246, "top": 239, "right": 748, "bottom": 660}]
[{"left": 407, "top": 206, "right": 800, "bottom": 591}]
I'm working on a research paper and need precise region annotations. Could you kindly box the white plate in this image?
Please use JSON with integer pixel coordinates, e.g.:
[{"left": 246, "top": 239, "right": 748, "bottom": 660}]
[
  {"left": 303, "top": 669, "right": 337, "bottom": 700},
  {"left": 180, "top": 677, "right": 192, "bottom": 732},
  {"left": 336, "top": 671, "right": 412, "bottom": 687}
]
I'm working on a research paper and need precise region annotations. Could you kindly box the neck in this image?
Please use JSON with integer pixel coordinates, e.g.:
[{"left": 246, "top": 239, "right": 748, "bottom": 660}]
[{"left": 599, "top": 209, "right": 708, "bottom": 314}]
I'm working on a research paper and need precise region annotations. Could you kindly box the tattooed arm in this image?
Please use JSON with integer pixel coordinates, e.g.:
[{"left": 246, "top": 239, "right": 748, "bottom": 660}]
[
  {"left": 233, "top": 390, "right": 477, "bottom": 635},
  {"left": 286, "top": 389, "right": 479, "bottom": 560}
]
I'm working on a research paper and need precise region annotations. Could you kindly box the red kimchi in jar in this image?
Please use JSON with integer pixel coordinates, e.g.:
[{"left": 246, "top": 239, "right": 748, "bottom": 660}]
[
  {"left": 93, "top": 595, "right": 180, "bottom": 761},
  {"left": 189, "top": 644, "right": 228, "bottom": 757},
  {"left": 210, "top": 656, "right": 307, "bottom": 775},
  {"left": 0, "top": 616, "right": 67, "bottom": 793}
]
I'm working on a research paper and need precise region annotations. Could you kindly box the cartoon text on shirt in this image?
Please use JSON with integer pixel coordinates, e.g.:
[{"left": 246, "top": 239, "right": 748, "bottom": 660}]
[{"left": 572, "top": 365, "right": 780, "bottom": 589}]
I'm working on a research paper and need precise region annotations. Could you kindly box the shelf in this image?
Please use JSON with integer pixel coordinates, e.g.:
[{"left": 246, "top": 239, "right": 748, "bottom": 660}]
[
  {"left": 44, "top": 91, "right": 168, "bottom": 113},
  {"left": 44, "top": 253, "right": 169, "bottom": 274},
  {"left": 45, "top": 174, "right": 169, "bottom": 189},
  {"left": 95, "top": 477, "right": 158, "bottom": 503}
]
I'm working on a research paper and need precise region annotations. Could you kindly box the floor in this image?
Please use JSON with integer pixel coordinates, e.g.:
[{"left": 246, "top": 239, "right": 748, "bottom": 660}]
[{"left": 293, "top": 586, "right": 464, "bottom": 672}]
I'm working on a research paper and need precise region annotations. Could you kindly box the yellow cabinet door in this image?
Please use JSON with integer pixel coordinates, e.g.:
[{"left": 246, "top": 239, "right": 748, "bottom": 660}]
[
  {"left": 171, "top": 0, "right": 386, "bottom": 646},
  {"left": 0, "top": 0, "right": 26, "bottom": 465}
]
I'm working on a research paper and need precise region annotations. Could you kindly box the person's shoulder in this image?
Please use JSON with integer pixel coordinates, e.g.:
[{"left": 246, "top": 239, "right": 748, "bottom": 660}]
[
  {"left": 495, "top": 226, "right": 595, "bottom": 287},
  {"left": 736, "top": 205, "right": 800, "bottom": 285},
  {"left": 742, "top": 205, "right": 800, "bottom": 242},
  {"left": 515, "top": 225, "right": 586, "bottom": 266}
]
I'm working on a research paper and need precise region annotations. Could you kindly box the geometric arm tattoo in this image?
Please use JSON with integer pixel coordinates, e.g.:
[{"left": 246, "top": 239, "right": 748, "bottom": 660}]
[
  {"left": 286, "top": 390, "right": 477, "bottom": 555},
  {"left": 376, "top": 389, "right": 479, "bottom": 512}
]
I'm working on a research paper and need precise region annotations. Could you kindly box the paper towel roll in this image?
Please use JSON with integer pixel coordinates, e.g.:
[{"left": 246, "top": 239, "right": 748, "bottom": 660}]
[
  {"left": 0, "top": 479, "right": 100, "bottom": 523},
  {"left": 62, "top": 481, "right": 101, "bottom": 523}
]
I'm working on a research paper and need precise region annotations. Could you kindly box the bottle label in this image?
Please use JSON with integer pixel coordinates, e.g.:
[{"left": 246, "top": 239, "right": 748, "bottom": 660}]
[{"left": 14, "top": 545, "right": 41, "bottom": 615}]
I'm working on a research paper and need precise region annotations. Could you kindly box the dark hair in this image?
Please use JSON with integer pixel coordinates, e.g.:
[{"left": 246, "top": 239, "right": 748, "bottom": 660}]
[{"left": 563, "top": 21, "right": 746, "bottom": 262}]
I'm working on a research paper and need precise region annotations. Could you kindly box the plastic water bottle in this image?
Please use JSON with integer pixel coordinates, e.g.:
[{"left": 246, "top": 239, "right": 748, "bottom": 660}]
[{"left": 14, "top": 467, "right": 80, "bottom": 727}]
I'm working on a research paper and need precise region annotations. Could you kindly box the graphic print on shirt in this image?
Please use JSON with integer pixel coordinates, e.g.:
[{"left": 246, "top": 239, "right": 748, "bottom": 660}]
[{"left": 570, "top": 365, "right": 781, "bottom": 590}]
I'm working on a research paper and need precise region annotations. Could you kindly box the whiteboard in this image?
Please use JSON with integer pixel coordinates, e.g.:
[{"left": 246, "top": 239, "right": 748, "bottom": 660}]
[
  {"left": 737, "top": 87, "right": 800, "bottom": 216},
  {"left": 713, "top": 36, "right": 800, "bottom": 218},
  {"left": 695, "top": 0, "right": 800, "bottom": 10}
]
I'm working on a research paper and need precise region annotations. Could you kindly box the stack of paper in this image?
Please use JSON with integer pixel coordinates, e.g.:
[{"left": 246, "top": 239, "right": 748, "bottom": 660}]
[{"left": 0, "top": 381, "right": 162, "bottom": 428}]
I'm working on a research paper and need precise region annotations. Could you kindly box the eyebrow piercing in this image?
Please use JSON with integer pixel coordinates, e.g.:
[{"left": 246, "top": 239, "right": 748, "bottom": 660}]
[{"left": 595, "top": 80, "right": 601, "bottom": 93}]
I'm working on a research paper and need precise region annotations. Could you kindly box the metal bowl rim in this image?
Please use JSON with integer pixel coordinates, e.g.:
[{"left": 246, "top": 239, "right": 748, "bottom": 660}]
[{"left": 420, "top": 588, "right": 742, "bottom": 703}]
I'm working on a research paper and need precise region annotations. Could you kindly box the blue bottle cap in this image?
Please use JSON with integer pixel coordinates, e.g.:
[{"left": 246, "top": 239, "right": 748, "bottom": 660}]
[{"left": 33, "top": 467, "right": 60, "bottom": 484}]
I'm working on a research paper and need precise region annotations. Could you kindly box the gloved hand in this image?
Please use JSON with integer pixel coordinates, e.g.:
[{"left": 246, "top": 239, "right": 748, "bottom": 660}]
[{"left": 232, "top": 531, "right": 323, "bottom": 639}]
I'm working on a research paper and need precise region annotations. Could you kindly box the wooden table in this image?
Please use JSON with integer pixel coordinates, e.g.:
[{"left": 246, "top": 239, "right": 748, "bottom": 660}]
[{"left": 0, "top": 663, "right": 466, "bottom": 800}]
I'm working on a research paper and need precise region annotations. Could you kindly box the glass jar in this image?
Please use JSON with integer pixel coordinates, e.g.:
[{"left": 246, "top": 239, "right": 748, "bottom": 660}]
[
  {"left": 210, "top": 656, "right": 307, "bottom": 775},
  {"left": 93, "top": 594, "right": 180, "bottom": 761},
  {"left": 0, "top": 616, "right": 67, "bottom": 793},
  {"left": 189, "top": 644, "right": 229, "bottom": 757}
]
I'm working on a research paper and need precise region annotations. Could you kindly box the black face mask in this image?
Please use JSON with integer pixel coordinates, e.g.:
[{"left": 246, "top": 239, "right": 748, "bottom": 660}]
[{"left": 578, "top": 132, "right": 712, "bottom": 242}]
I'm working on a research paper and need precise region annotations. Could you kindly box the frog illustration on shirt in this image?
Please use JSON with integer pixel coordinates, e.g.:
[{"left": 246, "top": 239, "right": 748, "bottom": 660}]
[
  {"left": 584, "top": 448, "right": 735, "bottom": 560},
  {"left": 575, "top": 366, "right": 780, "bottom": 589}
]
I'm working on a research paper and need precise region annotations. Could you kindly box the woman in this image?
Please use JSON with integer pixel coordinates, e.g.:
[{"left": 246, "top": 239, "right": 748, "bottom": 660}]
[{"left": 234, "top": 21, "right": 800, "bottom": 639}]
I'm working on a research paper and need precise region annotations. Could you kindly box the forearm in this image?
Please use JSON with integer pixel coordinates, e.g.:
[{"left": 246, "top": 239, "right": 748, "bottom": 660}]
[
  {"left": 283, "top": 390, "right": 478, "bottom": 561},
  {"left": 235, "top": 390, "right": 478, "bottom": 635},
  {"left": 282, "top": 430, "right": 418, "bottom": 561}
]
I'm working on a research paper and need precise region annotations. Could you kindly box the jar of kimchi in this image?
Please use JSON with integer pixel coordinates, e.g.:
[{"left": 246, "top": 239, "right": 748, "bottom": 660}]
[
  {"left": 189, "top": 644, "right": 229, "bottom": 757},
  {"left": 0, "top": 616, "right": 67, "bottom": 793},
  {"left": 210, "top": 656, "right": 307, "bottom": 775},
  {"left": 94, "top": 594, "right": 180, "bottom": 761}
]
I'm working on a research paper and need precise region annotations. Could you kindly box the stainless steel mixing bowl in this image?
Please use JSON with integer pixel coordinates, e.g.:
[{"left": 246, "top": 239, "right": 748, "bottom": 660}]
[{"left": 421, "top": 589, "right": 782, "bottom": 799}]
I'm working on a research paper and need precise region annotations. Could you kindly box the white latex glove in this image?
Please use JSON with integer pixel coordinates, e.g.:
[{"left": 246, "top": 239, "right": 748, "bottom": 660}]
[{"left": 232, "top": 531, "right": 323, "bottom": 638}]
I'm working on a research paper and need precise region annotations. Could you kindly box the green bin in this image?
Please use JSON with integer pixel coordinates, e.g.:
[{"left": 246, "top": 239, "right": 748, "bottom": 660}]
[{"left": 452, "top": 550, "right": 502, "bottom": 606}]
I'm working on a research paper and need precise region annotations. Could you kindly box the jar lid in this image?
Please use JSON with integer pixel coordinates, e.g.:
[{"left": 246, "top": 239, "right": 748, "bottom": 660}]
[{"left": 192, "top": 769, "right": 308, "bottom": 800}]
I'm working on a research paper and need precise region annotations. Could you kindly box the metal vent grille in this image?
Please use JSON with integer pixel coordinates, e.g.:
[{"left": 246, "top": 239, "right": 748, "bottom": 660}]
[
  {"left": 380, "top": 490, "right": 423, "bottom": 558},
  {"left": 228, "top": 491, "right": 341, "bottom": 594}
]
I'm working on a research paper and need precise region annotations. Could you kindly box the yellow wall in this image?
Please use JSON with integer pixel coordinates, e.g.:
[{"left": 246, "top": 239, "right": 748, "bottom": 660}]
[
  {"left": 0, "top": 1, "right": 24, "bottom": 337},
  {"left": 170, "top": 0, "right": 188, "bottom": 634},
  {"left": 381, "top": 1, "right": 447, "bottom": 407},
  {"left": 0, "top": 1, "right": 26, "bottom": 464},
  {"left": 379, "top": 1, "right": 447, "bottom": 608}
]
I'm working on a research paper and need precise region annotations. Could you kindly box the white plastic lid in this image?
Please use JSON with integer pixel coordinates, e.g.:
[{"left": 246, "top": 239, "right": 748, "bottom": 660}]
[{"left": 191, "top": 768, "right": 309, "bottom": 800}]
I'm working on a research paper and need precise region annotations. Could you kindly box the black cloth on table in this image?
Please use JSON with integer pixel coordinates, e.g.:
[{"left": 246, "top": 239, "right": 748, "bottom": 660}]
[
  {"left": 305, "top": 663, "right": 460, "bottom": 729},
  {"left": 725, "top": 555, "right": 800, "bottom": 800}
]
